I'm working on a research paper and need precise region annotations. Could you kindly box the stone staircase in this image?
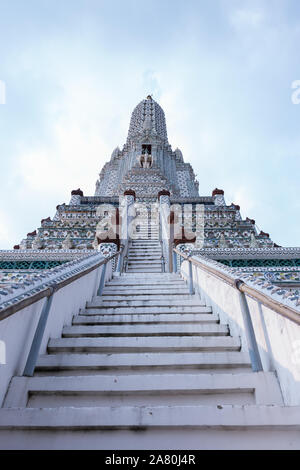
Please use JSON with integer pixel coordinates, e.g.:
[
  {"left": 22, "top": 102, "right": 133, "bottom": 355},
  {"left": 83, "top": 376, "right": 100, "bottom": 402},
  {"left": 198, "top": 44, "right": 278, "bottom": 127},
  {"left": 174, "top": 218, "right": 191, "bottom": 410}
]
[
  {"left": 126, "top": 240, "right": 162, "bottom": 273},
  {"left": 130, "top": 204, "right": 159, "bottom": 241},
  {"left": 126, "top": 204, "right": 162, "bottom": 273},
  {"left": 1, "top": 262, "right": 299, "bottom": 448}
]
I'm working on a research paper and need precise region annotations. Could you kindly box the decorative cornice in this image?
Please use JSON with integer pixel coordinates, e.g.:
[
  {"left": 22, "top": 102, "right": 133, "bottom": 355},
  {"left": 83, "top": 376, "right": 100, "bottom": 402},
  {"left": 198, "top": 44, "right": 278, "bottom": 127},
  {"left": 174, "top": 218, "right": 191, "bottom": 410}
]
[
  {"left": 170, "top": 197, "right": 214, "bottom": 204},
  {"left": 0, "top": 252, "right": 104, "bottom": 311},
  {"left": 193, "top": 247, "right": 300, "bottom": 259},
  {"left": 224, "top": 266, "right": 300, "bottom": 273},
  {"left": 81, "top": 196, "right": 119, "bottom": 204},
  {"left": 0, "top": 249, "right": 94, "bottom": 262}
]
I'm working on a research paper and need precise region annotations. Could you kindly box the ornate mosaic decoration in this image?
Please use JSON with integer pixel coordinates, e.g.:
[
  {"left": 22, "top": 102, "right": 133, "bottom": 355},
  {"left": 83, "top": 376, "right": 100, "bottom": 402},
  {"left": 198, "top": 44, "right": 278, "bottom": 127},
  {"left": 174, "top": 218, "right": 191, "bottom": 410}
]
[
  {"left": 0, "top": 260, "right": 68, "bottom": 270},
  {"left": 217, "top": 259, "right": 300, "bottom": 268},
  {"left": 98, "top": 243, "right": 117, "bottom": 258}
]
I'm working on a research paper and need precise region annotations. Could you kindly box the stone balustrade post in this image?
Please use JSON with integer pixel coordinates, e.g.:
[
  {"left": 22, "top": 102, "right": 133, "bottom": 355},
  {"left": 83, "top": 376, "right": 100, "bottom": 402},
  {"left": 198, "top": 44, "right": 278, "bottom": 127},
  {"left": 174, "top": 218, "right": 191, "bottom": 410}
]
[{"left": 158, "top": 190, "right": 171, "bottom": 272}]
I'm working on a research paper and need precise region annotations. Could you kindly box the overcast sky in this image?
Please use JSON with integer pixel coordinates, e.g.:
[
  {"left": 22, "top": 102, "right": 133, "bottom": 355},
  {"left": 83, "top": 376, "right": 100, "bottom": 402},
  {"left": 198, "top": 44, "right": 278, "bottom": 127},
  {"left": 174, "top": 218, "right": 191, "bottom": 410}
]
[{"left": 0, "top": 0, "right": 300, "bottom": 249}]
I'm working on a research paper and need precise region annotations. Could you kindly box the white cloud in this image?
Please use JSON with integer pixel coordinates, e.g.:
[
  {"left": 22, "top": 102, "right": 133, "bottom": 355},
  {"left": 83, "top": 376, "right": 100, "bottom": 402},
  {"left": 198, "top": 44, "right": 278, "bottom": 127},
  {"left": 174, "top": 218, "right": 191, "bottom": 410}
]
[
  {"left": 230, "top": 8, "right": 264, "bottom": 30},
  {"left": 229, "top": 185, "right": 257, "bottom": 216},
  {"left": 17, "top": 121, "right": 109, "bottom": 196},
  {"left": 0, "top": 210, "right": 15, "bottom": 249},
  {"left": 16, "top": 78, "right": 113, "bottom": 198},
  {"left": 1, "top": 1, "right": 300, "bottom": 249}
]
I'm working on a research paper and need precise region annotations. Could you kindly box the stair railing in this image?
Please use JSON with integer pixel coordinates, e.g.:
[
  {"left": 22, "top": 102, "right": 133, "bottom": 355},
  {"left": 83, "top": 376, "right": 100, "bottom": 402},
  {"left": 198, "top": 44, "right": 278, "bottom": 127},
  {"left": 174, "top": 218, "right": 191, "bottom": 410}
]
[
  {"left": 174, "top": 248, "right": 300, "bottom": 326},
  {"left": 160, "top": 254, "right": 165, "bottom": 273},
  {"left": 115, "top": 241, "right": 130, "bottom": 276},
  {"left": 174, "top": 247, "right": 300, "bottom": 377},
  {"left": 173, "top": 247, "right": 263, "bottom": 371},
  {"left": 16, "top": 250, "right": 120, "bottom": 377},
  {"left": 172, "top": 247, "right": 181, "bottom": 274}
]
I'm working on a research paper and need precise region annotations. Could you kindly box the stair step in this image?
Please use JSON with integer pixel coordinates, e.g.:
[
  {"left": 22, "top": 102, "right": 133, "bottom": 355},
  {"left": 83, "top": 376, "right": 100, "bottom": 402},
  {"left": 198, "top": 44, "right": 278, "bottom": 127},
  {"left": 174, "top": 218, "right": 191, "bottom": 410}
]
[
  {"left": 130, "top": 247, "right": 160, "bottom": 250},
  {"left": 128, "top": 254, "right": 162, "bottom": 257},
  {"left": 35, "top": 351, "right": 252, "bottom": 373},
  {"left": 127, "top": 257, "right": 162, "bottom": 267},
  {"left": 128, "top": 256, "right": 161, "bottom": 258},
  {"left": 130, "top": 238, "right": 159, "bottom": 241},
  {"left": 103, "top": 283, "right": 186, "bottom": 290},
  {"left": 106, "top": 273, "right": 183, "bottom": 280},
  {"left": 106, "top": 282, "right": 186, "bottom": 288},
  {"left": 129, "top": 246, "right": 161, "bottom": 252},
  {"left": 127, "top": 264, "right": 162, "bottom": 267},
  {"left": 84, "top": 306, "right": 212, "bottom": 314},
  {"left": 128, "top": 259, "right": 162, "bottom": 263},
  {"left": 96, "top": 294, "right": 195, "bottom": 301},
  {"left": 129, "top": 253, "right": 161, "bottom": 255},
  {"left": 129, "top": 249, "right": 161, "bottom": 252},
  {"left": 87, "top": 298, "right": 204, "bottom": 307},
  {"left": 130, "top": 237, "right": 159, "bottom": 239},
  {"left": 113, "top": 273, "right": 180, "bottom": 277},
  {"left": 126, "top": 270, "right": 162, "bottom": 273},
  {"left": 131, "top": 239, "right": 160, "bottom": 242},
  {"left": 73, "top": 313, "right": 219, "bottom": 325},
  {"left": 126, "top": 268, "right": 162, "bottom": 272},
  {"left": 1, "top": 405, "right": 297, "bottom": 434},
  {"left": 4, "top": 373, "right": 283, "bottom": 409},
  {"left": 132, "top": 237, "right": 160, "bottom": 243},
  {"left": 132, "top": 232, "right": 159, "bottom": 235},
  {"left": 47, "top": 336, "right": 241, "bottom": 353},
  {"left": 129, "top": 247, "right": 161, "bottom": 250},
  {"left": 132, "top": 235, "right": 159, "bottom": 237},
  {"left": 129, "top": 245, "right": 161, "bottom": 247},
  {"left": 101, "top": 289, "right": 190, "bottom": 296},
  {"left": 130, "top": 244, "right": 161, "bottom": 247},
  {"left": 62, "top": 324, "right": 229, "bottom": 338},
  {"left": 131, "top": 236, "right": 159, "bottom": 239}
]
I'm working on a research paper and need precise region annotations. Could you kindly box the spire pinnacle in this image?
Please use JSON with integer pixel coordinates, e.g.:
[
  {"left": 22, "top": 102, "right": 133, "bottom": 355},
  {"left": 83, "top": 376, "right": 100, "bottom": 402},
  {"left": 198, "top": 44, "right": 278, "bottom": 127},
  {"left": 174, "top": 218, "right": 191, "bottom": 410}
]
[{"left": 126, "top": 96, "right": 168, "bottom": 144}]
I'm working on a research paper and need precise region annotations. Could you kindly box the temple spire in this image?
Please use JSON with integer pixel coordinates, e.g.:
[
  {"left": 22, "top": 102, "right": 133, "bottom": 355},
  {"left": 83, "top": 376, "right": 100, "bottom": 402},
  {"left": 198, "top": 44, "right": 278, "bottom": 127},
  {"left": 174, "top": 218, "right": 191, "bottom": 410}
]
[{"left": 126, "top": 96, "right": 168, "bottom": 145}]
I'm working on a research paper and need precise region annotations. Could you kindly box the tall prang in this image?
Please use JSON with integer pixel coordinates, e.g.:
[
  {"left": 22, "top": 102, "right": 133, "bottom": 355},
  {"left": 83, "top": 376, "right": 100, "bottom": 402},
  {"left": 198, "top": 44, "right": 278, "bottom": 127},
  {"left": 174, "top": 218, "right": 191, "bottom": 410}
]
[
  {"left": 2, "top": 95, "right": 300, "bottom": 279},
  {"left": 94, "top": 95, "right": 199, "bottom": 200},
  {"left": 16, "top": 95, "right": 276, "bottom": 253}
]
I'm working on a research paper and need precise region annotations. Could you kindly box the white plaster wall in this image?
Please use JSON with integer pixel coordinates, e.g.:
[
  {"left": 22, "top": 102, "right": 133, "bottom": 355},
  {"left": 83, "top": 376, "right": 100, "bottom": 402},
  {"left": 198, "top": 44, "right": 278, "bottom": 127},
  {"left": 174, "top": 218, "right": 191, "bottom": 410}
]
[
  {"left": 181, "top": 260, "right": 249, "bottom": 353},
  {"left": 246, "top": 296, "right": 300, "bottom": 405},
  {"left": 0, "top": 262, "right": 112, "bottom": 407},
  {"left": 0, "top": 299, "right": 45, "bottom": 407}
]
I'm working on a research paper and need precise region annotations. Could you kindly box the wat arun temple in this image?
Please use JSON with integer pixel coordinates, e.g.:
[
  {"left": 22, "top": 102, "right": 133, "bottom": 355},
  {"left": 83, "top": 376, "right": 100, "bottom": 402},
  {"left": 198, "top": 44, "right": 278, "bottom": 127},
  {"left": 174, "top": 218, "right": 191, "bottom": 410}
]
[
  {"left": 0, "top": 96, "right": 300, "bottom": 449},
  {"left": 9, "top": 96, "right": 288, "bottom": 253},
  {"left": 4, "top": 95, "right": 300, "bottom": 274}
]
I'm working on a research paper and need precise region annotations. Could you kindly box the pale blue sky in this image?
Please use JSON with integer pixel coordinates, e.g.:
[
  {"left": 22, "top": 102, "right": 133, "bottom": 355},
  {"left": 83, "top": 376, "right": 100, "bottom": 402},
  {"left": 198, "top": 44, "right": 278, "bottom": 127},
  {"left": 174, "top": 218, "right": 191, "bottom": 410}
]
[{"left": 0, "top": 0, "right": 300, "bottom": 248}]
